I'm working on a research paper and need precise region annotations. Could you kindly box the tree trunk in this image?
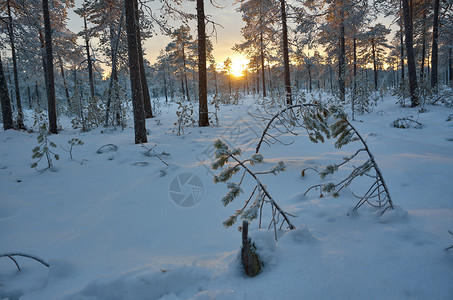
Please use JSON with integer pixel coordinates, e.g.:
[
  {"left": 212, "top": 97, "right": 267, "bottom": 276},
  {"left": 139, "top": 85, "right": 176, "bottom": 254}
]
[
  {"left": 43, "top": 0, "right": 58, "bottom": 133},
  {"left": 0, "top": 53, "right": 14, "bottom": 130},
  {"left": 197, "top": 0, "right": 209, "bottom": 127},
  {"left": 133, "top": 0, "right": 153, "bottom": 118},
  {"left": 372, "top": 41, "right": 378, "bottom": 91},
  {"left": 28, "top": 86, "right": 31, "bottom": 109},
  {"left": 448, "top": 45, "right": 453, "bottom": 84},
  {"left": 279, "top": 0, "right": 292, "bottom": 105},
  {"left": 352, "top": 36, "right": 357, "bottom": 121},
  {"left": 339, "top": 11, "right": 346, "bottom": 102},
  {"left": 260, "top": 32, "right": 266, "bottom": 98},
  {"left": 104, "top": 10, "right": 123, "bottom": 127},
  {"left": 59, "top": 57, "right": 70, "bottom": 106},
  {"left": 84, "top": 16, "right": 95, "bottom": 101},
  {"left": 400, "top": 2, "right": 405, "bottom": 82},
  {"left": 431, "top": 0, "right": 439, "bottom": 89},
  {"left": 180, "top": 44, "right": 190, "bottom": 102},
  {"left": 402, "top": 0, "right": 419, "bottom": 107},
  {"left": 7, "top": 0, "right": 25, "bottom": 129},
  {"left": 125, "top": 0, "right": 147, "bottom": 144},
  {"left": 420, "top": 14, "right": 426, "bottom": 80}
]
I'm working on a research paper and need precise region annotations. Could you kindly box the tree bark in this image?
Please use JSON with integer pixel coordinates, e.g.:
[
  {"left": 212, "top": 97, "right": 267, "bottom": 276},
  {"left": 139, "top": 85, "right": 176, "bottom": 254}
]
[
  {"left": 182, "top": 46, "right": 190, "bottom": 102},
  {"left": 279, "top": 0, "right": 292, "bottom": 105},
  {"left": 402, "top": 0, "right": 419, "bottom": 107},
  {"left": 84, "top": 16, "right": 95, "bottom": 101},
  {"left": 197, "top": 0, "right": 209, "bottom": 127},
  {"left": 400, "top": 1, "right": 405, "bottom": 82},
  {"left": 431, "top": 0, "right": 439, "bottom": 89},
  {"left": 43, "top": 0, "right": 58, "bottom": 133},
  {"left": 125, "top": 0, "right": 147, "bottom": 143},
  {"left": 352, "top": 36, "right": 357, "bottom": 121},
  {"left": 133, "top": 0, "right": 153, "bottom": 118},
  {"left": 372, "top": 41, "right": 378, "bottom": 91},
  {"left": 104, "top": 10, "right": 124, "bottom": 127},
  {"left": 59, "top": 57, "right": 70, "bottom": 106},
  {"left": 339, "top": 11, "right": 346, "bottom": 102},
  {"left": 0, "top": 53, "right": 14, "bottom": 130},
  {"left": 6, "top": 0, "right": 24, "bottom": 129},
  {"left": 449, "top": 46, "right": 452, "bottom": 84},
  {"left": 420, "top": 14, "right": 426, "bottom": 80},
  {"left": 260, "top": 32, "right": 266, "bottom": 98}
]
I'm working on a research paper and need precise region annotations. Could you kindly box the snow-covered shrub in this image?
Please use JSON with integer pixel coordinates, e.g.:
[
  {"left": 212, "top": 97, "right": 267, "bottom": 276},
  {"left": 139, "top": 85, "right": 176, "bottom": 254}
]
[
  {"left": 429, "top": 85, "right": 453, "bottom": 107},
  {"left": 392, "top": 117, "right": 422, "bottom": 129},
  {"left": 393, "top": 78, "right": 410, "bottom": 107},
  {"left": 69, "top": 81, "right": 104, "bottom": 132},
  {"left": 104, "top": 81, "right": 128, "bottom": 129},
  {"left": 353, "top": 76, "right": 378, "bottom": 115}
]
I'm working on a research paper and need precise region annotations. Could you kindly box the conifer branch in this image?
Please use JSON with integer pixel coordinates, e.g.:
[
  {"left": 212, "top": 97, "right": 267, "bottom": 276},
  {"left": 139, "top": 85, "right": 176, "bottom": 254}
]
[{"left": 212, "top": 140, "right": 295, "bottom": 239}]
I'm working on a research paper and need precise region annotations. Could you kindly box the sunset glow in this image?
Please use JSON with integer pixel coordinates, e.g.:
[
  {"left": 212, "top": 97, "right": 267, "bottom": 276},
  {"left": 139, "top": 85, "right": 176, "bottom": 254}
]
[{"left": 231, "top": 58, "right": 249, "bottom": 77}]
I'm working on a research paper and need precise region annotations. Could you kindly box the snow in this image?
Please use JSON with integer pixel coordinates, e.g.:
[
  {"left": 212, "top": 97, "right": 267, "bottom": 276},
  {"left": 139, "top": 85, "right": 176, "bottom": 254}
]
[{"left": 1, "top": 95, "right": 453, "bottom": 299}]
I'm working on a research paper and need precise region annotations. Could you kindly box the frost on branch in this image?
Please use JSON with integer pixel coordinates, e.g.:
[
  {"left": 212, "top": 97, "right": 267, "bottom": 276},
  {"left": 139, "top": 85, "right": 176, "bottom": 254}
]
[
  {"left": 255, "top": 102, "right": 394, "bottom": 214},
  {"left": 304, "top": 107, "right": 394, "bottom": 214},
  {"left": 255, "top": 102, "right": 330, "bottom": 153},
  {"left": 211, "top": 139, "right": 295, "bottom": 240}
]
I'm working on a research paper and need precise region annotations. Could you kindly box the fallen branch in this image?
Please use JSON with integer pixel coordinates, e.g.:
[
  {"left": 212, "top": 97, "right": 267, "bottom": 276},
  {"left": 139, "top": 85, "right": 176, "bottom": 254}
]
[{"left": 0, "top": 253, "right": 49, "bottom": 271}]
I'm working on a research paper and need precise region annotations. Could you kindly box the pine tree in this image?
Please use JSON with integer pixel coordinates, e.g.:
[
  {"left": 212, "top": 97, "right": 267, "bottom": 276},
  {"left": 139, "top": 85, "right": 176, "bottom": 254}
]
[
  {"left": 234, "top": 0, "right": 278, "bottom": 98},
  {"left": 360, "top": 24, "right": 391, "bottom": 91},
  {"left": 165, "top": 26, "right": 194, "bottom": 102}
]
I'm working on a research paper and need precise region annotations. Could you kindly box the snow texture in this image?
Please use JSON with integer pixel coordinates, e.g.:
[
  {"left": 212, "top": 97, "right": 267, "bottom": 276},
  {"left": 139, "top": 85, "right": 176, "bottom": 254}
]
[{"left": 1, "top": 95, "right": 453, "bottom": 299}]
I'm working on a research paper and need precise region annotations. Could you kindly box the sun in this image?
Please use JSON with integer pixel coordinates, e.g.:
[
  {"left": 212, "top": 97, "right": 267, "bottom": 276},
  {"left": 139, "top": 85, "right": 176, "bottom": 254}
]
[{"left": 231, "top": 58, "right": 249, "bottom": 78}]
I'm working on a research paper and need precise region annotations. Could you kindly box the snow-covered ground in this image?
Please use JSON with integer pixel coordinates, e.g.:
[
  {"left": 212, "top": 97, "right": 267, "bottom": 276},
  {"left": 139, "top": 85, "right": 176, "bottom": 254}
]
[{"left": 1, "top": 95, "right": 453, "bottom": 299}]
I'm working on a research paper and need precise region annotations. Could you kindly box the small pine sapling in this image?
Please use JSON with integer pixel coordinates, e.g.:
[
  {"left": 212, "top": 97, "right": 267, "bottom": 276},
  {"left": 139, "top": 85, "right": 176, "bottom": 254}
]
[
  {"left": 174, "top": 101, "right": 195, "bottom": 135},
  {"left": 212, "top": 139, "right": 295, "bottom": 240},
  {"left": 209, "top": 95, "right": 220, "bottom": 127},
  {"left": 304, "top": 107, "right": 394, "bottom": 214},
  {"left": 31, "top": 122, "right": 59, "bottom": 171},
  {"left": 61, "top": 138, "right": 84, "bottom": 159}
]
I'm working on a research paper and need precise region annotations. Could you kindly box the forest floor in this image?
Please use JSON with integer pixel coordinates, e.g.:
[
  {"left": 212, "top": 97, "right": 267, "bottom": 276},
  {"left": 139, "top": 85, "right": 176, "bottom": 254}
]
[{"left": 1, "top": 94, "right": 453, "bottom": 299}]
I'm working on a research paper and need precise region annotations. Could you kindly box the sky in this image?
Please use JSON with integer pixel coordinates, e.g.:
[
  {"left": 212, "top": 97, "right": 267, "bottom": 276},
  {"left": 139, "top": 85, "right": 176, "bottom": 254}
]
[{"left": 67, "top": 0, "right": 248, "bottom": 70}]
